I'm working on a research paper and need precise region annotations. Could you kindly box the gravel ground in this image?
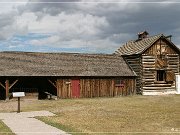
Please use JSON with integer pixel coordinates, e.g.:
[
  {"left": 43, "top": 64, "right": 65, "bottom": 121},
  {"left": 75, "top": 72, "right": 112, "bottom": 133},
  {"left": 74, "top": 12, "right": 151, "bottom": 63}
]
[{"left": 0, "top": 98, "right": 38, "bottom": 112}]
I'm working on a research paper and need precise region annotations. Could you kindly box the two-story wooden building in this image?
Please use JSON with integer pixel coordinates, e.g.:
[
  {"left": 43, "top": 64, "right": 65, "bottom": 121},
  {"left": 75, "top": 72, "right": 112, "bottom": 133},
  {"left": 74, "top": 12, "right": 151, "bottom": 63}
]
[{"left": 116, "top": 31, "right": 180, "bottom": 95}]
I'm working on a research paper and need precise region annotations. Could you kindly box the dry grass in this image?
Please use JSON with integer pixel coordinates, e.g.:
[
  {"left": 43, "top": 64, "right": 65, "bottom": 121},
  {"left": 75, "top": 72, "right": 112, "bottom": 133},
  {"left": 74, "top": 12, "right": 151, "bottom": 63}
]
[{"left": 0, "top": 95, "right": 180, "bottom": 134}]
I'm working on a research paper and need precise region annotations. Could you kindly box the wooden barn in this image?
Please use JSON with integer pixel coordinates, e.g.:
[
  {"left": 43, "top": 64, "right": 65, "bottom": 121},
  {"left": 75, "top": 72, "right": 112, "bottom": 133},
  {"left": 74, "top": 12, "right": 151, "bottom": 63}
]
[
  {"left": 0, "top": 52, "right": 136, "bottom": 100},
  {"left": 116, "top": 31, "right": 180, "bottom": 95}
]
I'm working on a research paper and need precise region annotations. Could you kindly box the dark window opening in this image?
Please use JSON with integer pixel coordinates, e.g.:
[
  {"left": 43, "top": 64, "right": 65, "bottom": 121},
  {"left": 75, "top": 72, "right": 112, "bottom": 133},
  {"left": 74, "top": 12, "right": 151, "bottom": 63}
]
[
  {"left": 115, "top": 79, "right": 125, "bottom": 86},
  {"left": 156, "top": 70, "right": 166, "bottom": 81}
]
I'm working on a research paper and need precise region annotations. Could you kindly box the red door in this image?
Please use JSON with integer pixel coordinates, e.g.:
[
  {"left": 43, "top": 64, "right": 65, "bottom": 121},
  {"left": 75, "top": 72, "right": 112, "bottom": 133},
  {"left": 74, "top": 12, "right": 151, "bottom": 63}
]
[{"left": 71, "top": 79, "right": 80, "bottom": 98}]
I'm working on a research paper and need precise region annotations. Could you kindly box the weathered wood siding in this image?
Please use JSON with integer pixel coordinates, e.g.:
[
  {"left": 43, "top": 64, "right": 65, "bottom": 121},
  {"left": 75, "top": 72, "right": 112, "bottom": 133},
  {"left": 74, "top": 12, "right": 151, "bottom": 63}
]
[
  {"left": 56, "top": 78, "right": 136, "bottom": 98},
  {"left": 142, "top": 38, "right": 179, "bottom": 94},
  {"left": 123, "top": 55, "right": 142, "bottom": 94},
  {"left": 56, "top": 79, "right": 71, "bottom": 98},
  {"left": 144, "top": 39, "right": 177, "bottom": 55},
  {"left": 123, "top": 38, "right": 180, "bottom": 95}
]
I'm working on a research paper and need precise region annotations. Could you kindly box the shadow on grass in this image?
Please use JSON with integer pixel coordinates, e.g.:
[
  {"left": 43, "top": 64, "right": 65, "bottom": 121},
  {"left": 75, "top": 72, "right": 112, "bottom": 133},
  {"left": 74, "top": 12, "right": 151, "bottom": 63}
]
[{"left": 37, "top": 116, "right": 87, "bottom": 135}]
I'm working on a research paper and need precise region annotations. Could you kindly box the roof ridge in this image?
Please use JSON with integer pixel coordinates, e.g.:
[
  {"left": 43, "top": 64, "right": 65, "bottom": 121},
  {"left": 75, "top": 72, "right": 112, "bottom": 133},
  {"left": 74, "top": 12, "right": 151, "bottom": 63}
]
[
  {"left": 133, "top": 33, "right": 163, "bottom": 42},
  {"left": 146, "top": 33, "right": 163, "bottom": 38},
  {"left": 1, "top": 51, "right": 117, "bottom": 56}
]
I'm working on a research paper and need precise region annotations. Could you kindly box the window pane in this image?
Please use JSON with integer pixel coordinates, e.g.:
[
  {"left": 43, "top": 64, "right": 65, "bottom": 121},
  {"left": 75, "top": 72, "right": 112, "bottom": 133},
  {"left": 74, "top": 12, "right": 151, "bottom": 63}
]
[
  {"left": 156, "top": 70, "right": 165, "bottom": 81},
  {"left": 115, "top": 79, "right": 125, "bottom": 86},
  {"left": 115, "top": 79, "right": 121, "bottom": 85}
]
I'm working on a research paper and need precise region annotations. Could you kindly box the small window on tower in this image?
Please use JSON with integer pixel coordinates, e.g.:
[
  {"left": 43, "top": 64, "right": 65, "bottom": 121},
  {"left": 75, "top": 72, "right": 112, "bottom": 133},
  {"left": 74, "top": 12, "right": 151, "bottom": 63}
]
[{"left": 156, "top": 70, "right": 166, "bottom": 82}]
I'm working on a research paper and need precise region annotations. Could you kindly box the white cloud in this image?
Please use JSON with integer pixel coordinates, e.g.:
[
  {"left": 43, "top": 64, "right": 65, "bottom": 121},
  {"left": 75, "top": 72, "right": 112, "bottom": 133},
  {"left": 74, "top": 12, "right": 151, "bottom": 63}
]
[
  {"left": 0, "top": 11, "right": 28, "bottom": 40},
  {"left": 0, "top": 1, "right": 28, "bottom": 40},
  {"left": 29, "top": 34, "right": 119, "bottom": 53},
  {"left": 30, "top": 35, "right": 60, "bottom": 45},
  {"left": 0, "top": 0, "right": 180, "bottom": 53},
  {"left": 16, "top": 12, "right": 108, "bottom": 34},
  {"left": 0, "top": 0, "right": 26, "bottom": 14},
  {"left": 27, "top": 12, "right": 110, "bottom": 51}
]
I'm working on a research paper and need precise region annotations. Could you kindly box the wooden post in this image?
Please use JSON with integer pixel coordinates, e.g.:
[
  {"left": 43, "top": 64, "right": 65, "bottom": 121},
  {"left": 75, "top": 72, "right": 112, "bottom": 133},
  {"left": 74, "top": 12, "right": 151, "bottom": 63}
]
[
  {"left": 5, "top": 80, "right": 9, "bottom": 100},
  {"left": 18, "top": 97, "right": 20, "bottom": 113},
  {"left": 0, "top": 79, "right": 18, "bottom": 100},
  {"left": 56, "top": 80, "right": 59, "bottom": 98}
]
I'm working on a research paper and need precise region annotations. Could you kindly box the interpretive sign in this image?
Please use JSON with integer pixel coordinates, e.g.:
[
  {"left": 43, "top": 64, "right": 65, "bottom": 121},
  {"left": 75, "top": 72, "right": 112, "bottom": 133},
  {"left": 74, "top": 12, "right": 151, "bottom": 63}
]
[
  {"left": 12, "top": 92, "right": 25, "bottom": 113},
  {"left": 13, "top": 92, "right": 25, "bottom": 97}
]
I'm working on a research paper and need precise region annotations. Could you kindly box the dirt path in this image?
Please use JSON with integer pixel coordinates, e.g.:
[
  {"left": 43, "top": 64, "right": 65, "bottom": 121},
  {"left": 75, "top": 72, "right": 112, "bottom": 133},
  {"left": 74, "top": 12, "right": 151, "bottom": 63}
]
[{"left": 0, "top": 111, "right": 69, "bottom": 135}]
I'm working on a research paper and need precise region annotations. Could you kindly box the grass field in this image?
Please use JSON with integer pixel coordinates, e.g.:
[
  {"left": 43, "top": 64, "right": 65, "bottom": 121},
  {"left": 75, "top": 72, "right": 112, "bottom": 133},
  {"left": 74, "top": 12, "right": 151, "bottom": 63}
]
[{"left": 0, "top": 95, "right": 180, "bottom": 134}]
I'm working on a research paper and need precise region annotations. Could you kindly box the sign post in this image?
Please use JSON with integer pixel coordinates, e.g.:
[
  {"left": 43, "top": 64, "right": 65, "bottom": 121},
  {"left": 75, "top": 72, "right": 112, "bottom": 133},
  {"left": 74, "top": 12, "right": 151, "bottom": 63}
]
[
  {"left": 12, "top": 92, "right": 25, "bottom": 113},
  {"left": 18, "top": 97, "right": 20, "bottom": 113}
]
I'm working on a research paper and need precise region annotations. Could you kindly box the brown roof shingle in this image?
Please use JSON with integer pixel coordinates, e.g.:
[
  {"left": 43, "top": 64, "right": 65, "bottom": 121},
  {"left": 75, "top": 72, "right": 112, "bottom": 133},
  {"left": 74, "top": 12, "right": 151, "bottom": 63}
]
[
  {"left": 116, "top": 34, "right": 163, "bottom": 55},
  {"left": 0, "top": 51, "right": 136, "bottom": 77}
]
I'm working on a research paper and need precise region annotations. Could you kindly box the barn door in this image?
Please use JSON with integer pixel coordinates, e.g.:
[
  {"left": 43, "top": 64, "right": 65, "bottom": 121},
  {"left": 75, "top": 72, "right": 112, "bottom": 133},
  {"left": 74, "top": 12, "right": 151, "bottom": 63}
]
[{"left": 71, "top": 79, "right": 80, "bottom": 98}]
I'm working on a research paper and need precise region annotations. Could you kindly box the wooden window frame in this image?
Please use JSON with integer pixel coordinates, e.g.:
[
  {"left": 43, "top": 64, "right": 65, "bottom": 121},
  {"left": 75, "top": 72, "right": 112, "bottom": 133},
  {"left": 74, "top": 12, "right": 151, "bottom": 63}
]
[
  {"left": 155, "top": 70, "right": 166, "bottom": 83},
  {"left": 115, "top": 79, "right": 125, "bottom": 87}
]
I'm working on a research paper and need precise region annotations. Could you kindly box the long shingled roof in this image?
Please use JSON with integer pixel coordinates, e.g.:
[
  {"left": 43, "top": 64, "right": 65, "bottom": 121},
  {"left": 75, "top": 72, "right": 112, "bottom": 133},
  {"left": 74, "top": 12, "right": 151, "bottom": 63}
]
[
  {"left": 0, "top": 51, "right": 136, "bottom": 77},
  {"left": 116, "top": 34, "right": 164, "bottom": 55}
]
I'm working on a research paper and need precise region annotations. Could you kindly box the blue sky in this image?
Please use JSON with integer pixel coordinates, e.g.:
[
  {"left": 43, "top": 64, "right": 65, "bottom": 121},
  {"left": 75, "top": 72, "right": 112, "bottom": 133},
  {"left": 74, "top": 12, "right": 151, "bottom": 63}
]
[{"left": 0, "top": 0, "right": 180, "bottom": 53}]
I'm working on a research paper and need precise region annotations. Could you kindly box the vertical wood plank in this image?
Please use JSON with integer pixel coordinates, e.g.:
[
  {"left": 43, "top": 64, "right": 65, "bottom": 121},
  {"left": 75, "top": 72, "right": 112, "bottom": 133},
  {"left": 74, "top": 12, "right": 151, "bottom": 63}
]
[{"left": 5, "top": 79, "right": 9, "bottom": 100}]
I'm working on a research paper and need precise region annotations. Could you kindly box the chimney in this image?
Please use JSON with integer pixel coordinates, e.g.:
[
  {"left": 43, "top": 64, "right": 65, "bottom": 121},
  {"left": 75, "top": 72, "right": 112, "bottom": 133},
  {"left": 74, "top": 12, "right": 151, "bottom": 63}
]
[
  {"left": 138, "top": 31, "right": 149, "bottom": 40},
  {"left": 165, "top": 35, "right": 172, "bottom": 41}
]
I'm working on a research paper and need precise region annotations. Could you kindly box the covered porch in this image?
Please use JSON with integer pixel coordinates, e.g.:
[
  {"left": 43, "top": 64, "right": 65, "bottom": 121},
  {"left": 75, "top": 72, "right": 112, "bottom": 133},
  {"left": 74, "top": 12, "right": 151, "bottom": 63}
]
[{"left": 0, "top": 77, "right": 57, "bottom": 100}]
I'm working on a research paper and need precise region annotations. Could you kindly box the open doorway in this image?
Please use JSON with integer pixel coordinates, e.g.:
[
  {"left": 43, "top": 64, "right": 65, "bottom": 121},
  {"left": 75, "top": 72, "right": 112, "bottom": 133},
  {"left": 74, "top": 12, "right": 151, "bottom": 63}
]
[{"left": 9, "top": 77, "right": 57, "bottom": 99}]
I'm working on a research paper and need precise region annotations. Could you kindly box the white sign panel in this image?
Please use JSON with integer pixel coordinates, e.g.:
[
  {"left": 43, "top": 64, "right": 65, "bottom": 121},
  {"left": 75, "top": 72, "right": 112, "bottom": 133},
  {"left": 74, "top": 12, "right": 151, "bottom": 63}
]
[
  {"left": 13, "top": 92, "right": 25, "bottom": 97},
  {"left": 176, "top": 75, "right": 180, "bottom": 94}
]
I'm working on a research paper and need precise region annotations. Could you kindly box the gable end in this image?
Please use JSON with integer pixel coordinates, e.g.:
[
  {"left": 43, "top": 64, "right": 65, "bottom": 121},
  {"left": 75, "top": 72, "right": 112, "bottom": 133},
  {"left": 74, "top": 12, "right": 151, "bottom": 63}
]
[{"left": 143, "top": 37, "right": 180, "bottom": 55}]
